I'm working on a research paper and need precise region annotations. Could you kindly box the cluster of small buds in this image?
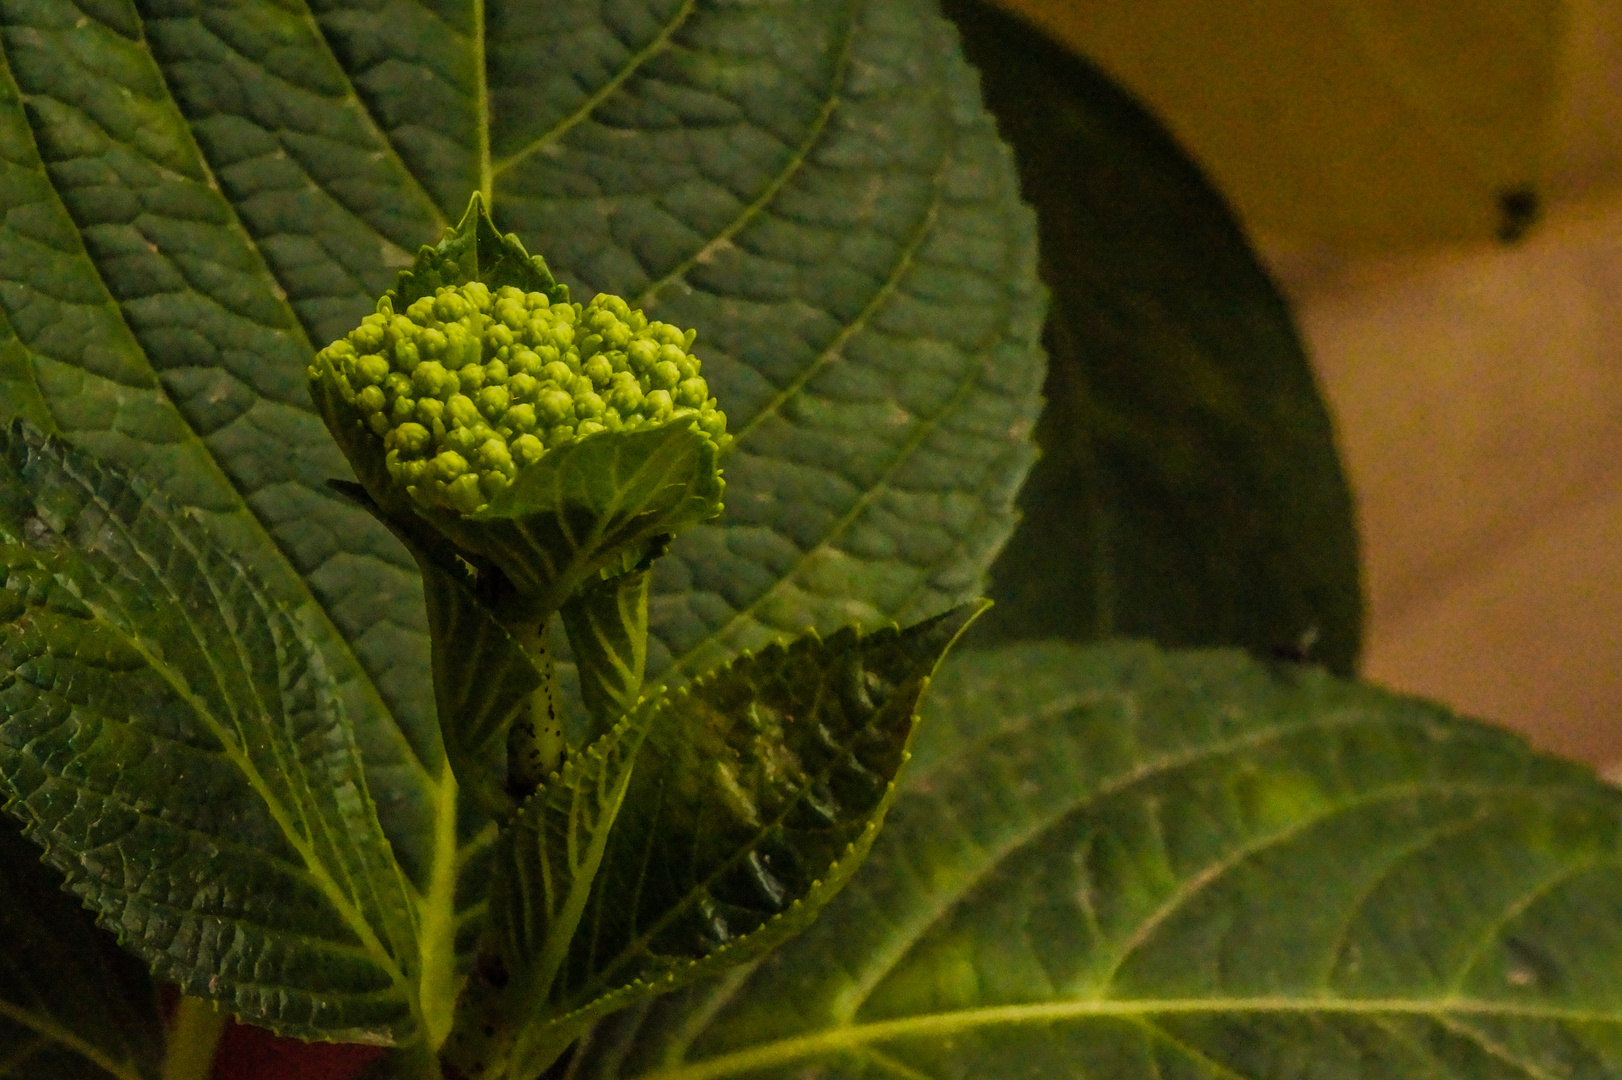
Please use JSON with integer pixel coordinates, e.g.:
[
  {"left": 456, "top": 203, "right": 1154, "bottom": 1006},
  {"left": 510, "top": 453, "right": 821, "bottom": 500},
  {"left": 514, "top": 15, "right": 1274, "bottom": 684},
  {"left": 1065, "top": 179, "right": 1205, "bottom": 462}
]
[{"left": 310, "top": 282, "right": 728, "bottom": 514}]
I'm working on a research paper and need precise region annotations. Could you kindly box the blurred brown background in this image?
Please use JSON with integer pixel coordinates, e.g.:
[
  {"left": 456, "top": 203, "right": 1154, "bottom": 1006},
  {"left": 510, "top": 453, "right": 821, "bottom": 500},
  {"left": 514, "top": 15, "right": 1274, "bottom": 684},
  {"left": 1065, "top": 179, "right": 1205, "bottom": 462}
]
[{"left": 997, "top": 0, "right": 1621, "bottom": 767}]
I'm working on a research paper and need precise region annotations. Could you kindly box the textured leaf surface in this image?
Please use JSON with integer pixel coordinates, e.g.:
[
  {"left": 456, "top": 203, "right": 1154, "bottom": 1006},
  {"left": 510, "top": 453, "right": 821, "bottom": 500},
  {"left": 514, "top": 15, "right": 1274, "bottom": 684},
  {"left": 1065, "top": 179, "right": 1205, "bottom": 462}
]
[
  {"left": 482, "top": 0, "right": 1046, "bottom": 684},
  {"left": 0, "top": 815, "right": 163, "bottom": 1080},
  {"left": 460, "top": 605, "right": 980, "bottom": 1079},
  {"left": 561, "top": 561, "right": 653, "bottom": 733},
  {"left": 0, "top": 0, "right": 1042, "bottom": 1013},
  {"left": 467, "top": 421, "right": 724, "bottom": 615},
  {"left": 568, "top": 641, "right": 1622, "bottom": 1079},
  {"left": 0, "top": 0, "right": 485, "bottom": 1036},
  {"left": 0, "top": 429, "right": 419, "bottom": 1042},
  {"left": 946, "top": 0, "right": 1363, "bottom": 675}
]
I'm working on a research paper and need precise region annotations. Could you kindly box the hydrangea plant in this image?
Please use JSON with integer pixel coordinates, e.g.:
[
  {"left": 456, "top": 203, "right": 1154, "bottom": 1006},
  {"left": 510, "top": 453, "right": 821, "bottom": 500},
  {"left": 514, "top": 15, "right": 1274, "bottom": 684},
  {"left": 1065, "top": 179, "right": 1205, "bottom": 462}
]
[{"left": 0, "top": 4, "right": 1614, "bottom": 1080}]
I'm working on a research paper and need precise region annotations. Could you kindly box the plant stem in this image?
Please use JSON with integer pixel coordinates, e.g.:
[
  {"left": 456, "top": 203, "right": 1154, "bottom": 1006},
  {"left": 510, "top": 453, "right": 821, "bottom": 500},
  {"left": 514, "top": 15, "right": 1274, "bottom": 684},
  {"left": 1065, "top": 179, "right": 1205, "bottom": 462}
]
[
  {"left": 389, "top": 1041, "right": 447, "bottom": 1080},
  {"left": 161, "top": 997, "right": 228, "bottom": 1080}
]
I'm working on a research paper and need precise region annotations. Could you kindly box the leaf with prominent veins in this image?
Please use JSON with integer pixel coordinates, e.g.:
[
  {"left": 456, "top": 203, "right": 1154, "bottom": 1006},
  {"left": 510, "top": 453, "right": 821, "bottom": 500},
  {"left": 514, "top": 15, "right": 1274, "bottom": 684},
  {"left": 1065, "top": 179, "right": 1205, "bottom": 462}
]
[
  {"left": 0, "top": 427, "right": 419, "bottom": 1042},
  {"left": 0, "top": 0, "right": 1041, "bottom": 1057},
  {"left": 568, "top": 642, "right": 1622, "bottom": 1080}
]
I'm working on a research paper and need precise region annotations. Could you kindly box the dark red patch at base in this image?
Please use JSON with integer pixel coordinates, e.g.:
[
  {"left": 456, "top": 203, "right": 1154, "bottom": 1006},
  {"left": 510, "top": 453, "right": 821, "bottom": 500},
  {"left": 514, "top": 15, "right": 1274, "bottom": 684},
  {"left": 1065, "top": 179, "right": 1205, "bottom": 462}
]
[{"left": 211, "top": 1022, "right": 386, "bottom": 1080}]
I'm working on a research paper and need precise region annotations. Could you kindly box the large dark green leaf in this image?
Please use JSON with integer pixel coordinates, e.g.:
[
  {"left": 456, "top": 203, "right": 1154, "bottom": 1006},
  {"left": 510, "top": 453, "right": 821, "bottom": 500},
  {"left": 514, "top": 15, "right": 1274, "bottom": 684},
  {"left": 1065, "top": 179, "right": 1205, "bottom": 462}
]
[
  {"left": 0, "top": 427, "right": 421, "bottom": 1042},
  {"left": 0, "top": 0, "right": 1042, "bottom": 1029},
  {"left": 567, "top": 641, "right": 1622, "bottom": 1079},
  {"left": 944, "top": 0, "right": 1363, "bottom": 674},
  {"left": 453, "top": 605, "right": 981, "bottom": 1080},
  {"left": 0, "top": 815, "right": 163, "bottom": 1080}
]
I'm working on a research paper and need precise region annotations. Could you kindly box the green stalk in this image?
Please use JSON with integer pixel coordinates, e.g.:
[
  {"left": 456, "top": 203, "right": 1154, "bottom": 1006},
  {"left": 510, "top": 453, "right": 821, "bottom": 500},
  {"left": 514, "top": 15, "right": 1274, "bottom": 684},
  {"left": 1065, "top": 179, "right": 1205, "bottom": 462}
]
[{"left": 160, "top": 997, "right": 228, "bottom": 1080}]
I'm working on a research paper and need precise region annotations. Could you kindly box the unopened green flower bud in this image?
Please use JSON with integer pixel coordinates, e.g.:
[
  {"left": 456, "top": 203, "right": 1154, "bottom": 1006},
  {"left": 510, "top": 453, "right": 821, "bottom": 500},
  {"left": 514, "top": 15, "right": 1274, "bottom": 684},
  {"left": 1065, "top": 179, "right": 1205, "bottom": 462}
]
[{"left": 309, "top": 238, "right": 729, "bottom": 521}]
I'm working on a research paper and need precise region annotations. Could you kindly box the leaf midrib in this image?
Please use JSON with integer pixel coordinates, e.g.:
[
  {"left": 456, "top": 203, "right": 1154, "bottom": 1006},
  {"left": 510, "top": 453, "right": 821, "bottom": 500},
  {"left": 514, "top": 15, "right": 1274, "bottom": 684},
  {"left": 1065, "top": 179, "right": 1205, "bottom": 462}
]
[
  {"left": 830, "top": 704, "right": 1585, "bottom": 1023},
  {"left": 490, "top": 0, "right": 700, "bottom": 177},
  {"left": 633, "top": 997, "right": 1622, "bottom": 1080}
]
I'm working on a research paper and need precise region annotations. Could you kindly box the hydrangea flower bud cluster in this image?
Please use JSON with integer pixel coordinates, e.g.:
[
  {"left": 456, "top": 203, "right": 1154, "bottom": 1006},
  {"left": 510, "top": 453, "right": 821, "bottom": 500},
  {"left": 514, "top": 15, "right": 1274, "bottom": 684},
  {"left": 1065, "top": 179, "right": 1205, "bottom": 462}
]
[{"left": 309, "top": 282, "right": 728, "bottom": 514}]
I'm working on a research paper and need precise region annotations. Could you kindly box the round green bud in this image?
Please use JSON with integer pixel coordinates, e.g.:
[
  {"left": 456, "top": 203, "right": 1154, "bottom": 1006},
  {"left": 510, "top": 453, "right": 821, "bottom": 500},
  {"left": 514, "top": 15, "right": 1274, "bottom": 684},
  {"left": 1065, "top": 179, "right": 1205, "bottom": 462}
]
[
  {"left": 510, "top": 349, "right": 542, "bottom": 378},
  {"left": 352, "top": 354, "right": 389, "bottom": 387},
  {"left": 535, "top": 389, "right": 574, "bottom": 427},
  {"left": 430, "top": 449, "right": 469, "bottom": 483},
  {"left": 676, "top": 377, "right": 708, "bottom": 409},
  {"left": 606, "top": 373, "right": 642, "bottom": 414},
  {"left": 627, "top": 339, "right": 658, "bottom": 373},
  {"left": 584, "top": 354, "right": 614, "bottom": 387},
  {"left": 508, "top": 373, "right": 538, "bottom": 402},
  {"left": 645, "top": 389, "right": 673, "bottom": 420},
  {"left": 357, "top": 384, "right": 386, "bottom": 415},
  {"left": 458, "top": 363, "right": 485, "bottom": 394},
  {"left": 413, "top": 361, "right": 449, "bottom": 398},
  {"left": 445, "top": 394, "right": 482, "bottom": 430},
  {"left": 388, "top": 422, "right": 433, "bottom": 456},
  {"left": 477, "top": 385, "right": 509, "bottom": 419},
  {"left": 649, "top": 361, "right": 681, "bottom": 391},
  {"left": 512, "top": 434, "right": 545, "bottom": 467},
  {"left": 506, "top": 403, "right": 537, "bottom": 434},
  {"left": 475, "top": 436, "right": 514, "bottom": 476}
]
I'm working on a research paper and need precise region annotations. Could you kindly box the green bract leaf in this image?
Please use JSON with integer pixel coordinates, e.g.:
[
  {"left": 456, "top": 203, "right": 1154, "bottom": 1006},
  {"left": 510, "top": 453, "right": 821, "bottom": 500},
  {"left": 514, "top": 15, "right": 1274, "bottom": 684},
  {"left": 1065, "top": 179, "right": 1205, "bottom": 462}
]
[
  {"left": 0, "top": 426, "right": 420, "bottom": 1043},
  {"left": 391, "top": 194, "right": 572, "bottom": 312},
  {"left": 569, "top": 641, "right": 1622, "bottom": 1079},
  {"left": 0, "top": 816, "right": 163, "bottom": 1080},
  {"left": 947, "top": 0, "right": 1363, "bottom": 674},
  {"left": 452, "top": 603, "right": 983, "bottom": 1080},
  {"left": 457, "top": 420, "right": 723, "bottom": 617},
  {"left": 419, "top": 544, "right": 543, "bottom": 821},
  {"left": 561, "top": 560, "right": 655, "bottom": 735}
]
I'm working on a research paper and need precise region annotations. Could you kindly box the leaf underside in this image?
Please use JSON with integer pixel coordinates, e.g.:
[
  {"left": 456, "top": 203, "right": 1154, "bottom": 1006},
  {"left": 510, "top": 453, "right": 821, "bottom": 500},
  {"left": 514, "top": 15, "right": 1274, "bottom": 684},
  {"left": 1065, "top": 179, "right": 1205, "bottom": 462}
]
[
  {"left": 568, "top": 641, "right": 1622, "bottom": 1079},
  {"left": 947, "top": 0, "right": 1363, "bottom": 674},
  {"left": 0, "top": 0, "right": 1043, "bottom": 1030},
  {"left": 0, "top": 427, "right": 420, "bottom": 1043},
  {"left": 0, "top": 815, "right": 163, "bottom": 1080}
]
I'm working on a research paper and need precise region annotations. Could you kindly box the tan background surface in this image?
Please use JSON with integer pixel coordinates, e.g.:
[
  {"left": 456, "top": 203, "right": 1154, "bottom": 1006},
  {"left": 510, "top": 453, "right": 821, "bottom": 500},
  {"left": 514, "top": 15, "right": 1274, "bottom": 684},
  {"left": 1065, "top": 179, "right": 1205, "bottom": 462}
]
[{"left": 998, "top": 0, "right": 1622, "bottom": 767}]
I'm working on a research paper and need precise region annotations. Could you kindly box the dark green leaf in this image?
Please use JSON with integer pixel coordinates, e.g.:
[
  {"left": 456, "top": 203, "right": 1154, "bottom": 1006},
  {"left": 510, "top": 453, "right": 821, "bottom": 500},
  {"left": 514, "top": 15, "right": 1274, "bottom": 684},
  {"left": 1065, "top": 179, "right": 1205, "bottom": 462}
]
[
  {"left": 453, "top": 603, "right": 983, "bottom": 1079},
  {"left": 0, "top": 815, "right": 163, "bottom": 1080},
  {"left": 0, "top": 2, "right": 489, "bottom": 1030},
  {"left": 945, "top": 0, "right": 1363, "bottom": 675},
  {"left": 569, "top": 640, "right": 1622, "bottom": 1079},
  {"left": 0, "top": 427, "right": 420, "bottom": 1043},
  {"left": 561, "top": 561, "right": 654, "bottom": 735},
  {"left": 482, "top": 0, "right": 1045, "bottom": 683},
  {"left": 0, "top": 0, "right": 1040, "bottom": 1046}
]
